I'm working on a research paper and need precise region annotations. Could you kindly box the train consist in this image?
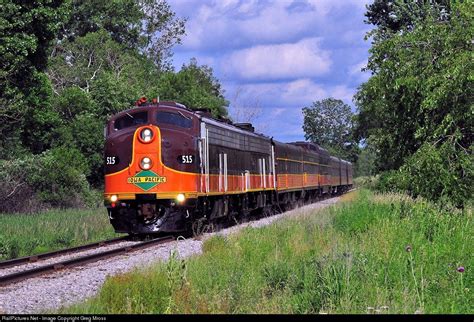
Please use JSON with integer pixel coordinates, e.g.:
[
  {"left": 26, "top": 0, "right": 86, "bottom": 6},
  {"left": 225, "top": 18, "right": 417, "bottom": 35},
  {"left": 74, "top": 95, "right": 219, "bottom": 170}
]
[{"left": 104, "top": 99, "right": 353, "bottom": 234}]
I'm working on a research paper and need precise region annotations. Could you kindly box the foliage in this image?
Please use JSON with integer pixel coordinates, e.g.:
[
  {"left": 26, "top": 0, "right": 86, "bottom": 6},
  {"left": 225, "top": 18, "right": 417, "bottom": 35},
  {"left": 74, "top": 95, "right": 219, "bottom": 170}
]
[
  {"left": 0, "top": 1, "right": 230, "bottom": 211},
  {"left": 58, "top": 0, "right": 186, "bottom": 69},
  {"left": 60, "top": 190, "right": 472, "bottom": 314},
  {"left": 0, "top": 0, "right": 68, "bottom": 158},
  {"left": 365, "top": 0, "right": 451, "bottom": 38},
  {"left": 0, "top": 208, "right": 118, "bottom": 260},
  {"left": 375, "top": 141, "right": 473, "bottom": 208},
  {"left": 352, "top": 176, "right": 378, "bottom": 190},
  {"left": 355, "top": 1, "right": 473, "bottom": 205},
  {"left": 157, "top": 58, "right": 229, "bottom": 117},
  {"left": 354, "top": 146, "right": 377, "bottom": 177},
  {"left": 0, "top": 0, "right": 67, "bottom": 91},
  {"left": 302, "top": 98, "right": 359, "bottom": 162},
  {"left": 49, "top": 30, "right": 159, "bottom": 103},
  {"left": 356, "top": 1, "right": 473, "bottom": 169},
  {"left": 0, "top": 147, "right": 94, "bottom": 212}
]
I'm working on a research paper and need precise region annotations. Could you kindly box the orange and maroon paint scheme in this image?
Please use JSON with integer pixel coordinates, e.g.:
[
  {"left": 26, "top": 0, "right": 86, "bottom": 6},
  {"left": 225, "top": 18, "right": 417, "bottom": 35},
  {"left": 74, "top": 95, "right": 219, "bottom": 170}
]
[{"left": 104, "top": 101, "right": 352, "bottom": 234}]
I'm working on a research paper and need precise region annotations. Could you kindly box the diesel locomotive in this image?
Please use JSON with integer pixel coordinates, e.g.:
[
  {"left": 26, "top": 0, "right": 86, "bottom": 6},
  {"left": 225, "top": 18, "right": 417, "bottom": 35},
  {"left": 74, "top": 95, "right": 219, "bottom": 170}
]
[{"left": 104, "top": 99, "right": 353, "bottom": 234}]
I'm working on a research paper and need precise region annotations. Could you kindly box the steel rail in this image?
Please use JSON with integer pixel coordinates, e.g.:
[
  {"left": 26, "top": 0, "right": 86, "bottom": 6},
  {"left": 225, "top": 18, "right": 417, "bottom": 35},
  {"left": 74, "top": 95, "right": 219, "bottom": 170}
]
[
  {"left": 0, "top": 236, "right": 130, "bottom": 269},
  {"left": 0, "top": 236, "right": 174, "bottom": 286}
]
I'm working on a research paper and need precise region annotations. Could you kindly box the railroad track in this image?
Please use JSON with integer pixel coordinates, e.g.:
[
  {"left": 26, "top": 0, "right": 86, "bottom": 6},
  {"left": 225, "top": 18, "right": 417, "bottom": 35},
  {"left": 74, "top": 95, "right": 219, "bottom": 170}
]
[
  {"left": 0, "top": 193, "right": 350, "bottom": 288},
  {"left": 0, "top": 236, "right": 130, "bottom": 269},
  {"left": 0, "top": 236, "right": 174, "bottom": 287}
]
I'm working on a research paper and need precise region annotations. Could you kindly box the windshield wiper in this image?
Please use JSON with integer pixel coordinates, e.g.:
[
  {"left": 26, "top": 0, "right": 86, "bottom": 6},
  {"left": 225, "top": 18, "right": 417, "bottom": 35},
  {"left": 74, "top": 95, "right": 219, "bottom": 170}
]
[{"left": 177, "top": 111, "right": 192, "bottom": 120}]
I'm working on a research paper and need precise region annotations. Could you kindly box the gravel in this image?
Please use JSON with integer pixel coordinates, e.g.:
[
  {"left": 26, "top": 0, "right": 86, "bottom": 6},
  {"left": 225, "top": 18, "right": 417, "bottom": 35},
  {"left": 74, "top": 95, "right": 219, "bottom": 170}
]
[{"left": 0, "top": 196, "right": 340, "bottom": 314}]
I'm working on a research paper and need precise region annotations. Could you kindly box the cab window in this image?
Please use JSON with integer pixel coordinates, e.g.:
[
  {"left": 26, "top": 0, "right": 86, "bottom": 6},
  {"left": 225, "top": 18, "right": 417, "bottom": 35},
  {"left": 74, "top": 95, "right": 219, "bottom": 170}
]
[
  {"left": 156, "top": 111, "right": 192, "bottom": 128},
  {"left": 114, "top": 111, "right": 148, "bottom": 130}
]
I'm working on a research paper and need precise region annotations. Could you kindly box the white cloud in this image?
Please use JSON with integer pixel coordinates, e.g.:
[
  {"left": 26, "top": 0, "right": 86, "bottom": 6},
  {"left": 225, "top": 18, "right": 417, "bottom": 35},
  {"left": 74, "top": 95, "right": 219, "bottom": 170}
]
[
  {"left": 223, "top": 38, "right": 332, "bottom": 80},
  {"left": 330, "top": 85, "right": 356, "bottom": 104},
  {"left": 171, "top": 0, "right": 369, "bottom": 51},
  {"left": 226, "top": 78, "right": 355, "bottom": 108},
  {"left": 349, "top": 59, "right": 371, "bottom": 83},
  {"left": 349, "top": 59, "right": 367, "bottom": 75},
  {"left": 272, "top": 108, "right": 286, "bottom": 117},
  {"left": 224, "top": 78, "right": 357, "bottom": 141},
  {"left": 281, "top": 79, "right": 355, "bottom": 106}
]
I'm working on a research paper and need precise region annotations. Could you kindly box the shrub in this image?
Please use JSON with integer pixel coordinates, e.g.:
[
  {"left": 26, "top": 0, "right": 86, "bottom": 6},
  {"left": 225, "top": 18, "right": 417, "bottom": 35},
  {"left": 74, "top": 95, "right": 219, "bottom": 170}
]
[
  {"left": 29, "top": 146, "right": 92, "bottom": 208},
  {"left": 353, "top": 176, "right": 378, "bottom": 190},
  {"left": 401, "top": 142, "right": 473, "bottom": 208},
  {"left": 0, "top": 154, "right": 44, "bottom": 213},
  {"left": 374, "top": 142, "right": 473, "bottom": 208},
  {"left": 0, "top": 147, "right": 93, "bottom": 212}
]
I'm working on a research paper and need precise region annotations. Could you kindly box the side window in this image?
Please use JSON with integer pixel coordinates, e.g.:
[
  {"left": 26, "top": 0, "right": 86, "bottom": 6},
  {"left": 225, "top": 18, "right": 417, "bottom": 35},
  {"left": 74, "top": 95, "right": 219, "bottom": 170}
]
[
  {"left": 156, "top": 111, "right": 193, "bottom": 128},
  {"left": 114, "top": 112, "right": 148, "bottom": 131}
]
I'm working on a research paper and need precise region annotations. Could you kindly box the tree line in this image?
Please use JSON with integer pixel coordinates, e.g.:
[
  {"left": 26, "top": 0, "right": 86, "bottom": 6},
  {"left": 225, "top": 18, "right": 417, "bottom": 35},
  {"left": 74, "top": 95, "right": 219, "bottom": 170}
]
[
  {"left": 0, "top": 0, "right": 228, "bottom": 212},
  {"left": 1, "top": 0, "right": 471, "bottom": 212},
  {"left": 303, "top": 0, "right": 472, "bottom": 207}
]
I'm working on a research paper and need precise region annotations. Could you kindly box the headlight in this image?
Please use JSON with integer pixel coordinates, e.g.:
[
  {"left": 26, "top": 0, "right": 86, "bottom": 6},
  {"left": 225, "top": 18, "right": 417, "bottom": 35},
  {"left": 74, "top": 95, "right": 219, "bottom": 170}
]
[
  {"left": 176, "top": 193, "right": 185, "bottom": 203},
  {"left": 139, "top": 127, "right": 153, "bottom": 143},
  {"left": 140, "top": 157, "right": 152, "bottom": 170},
  {"left": 110, "top": 195, "right": 118, "bottom": 202}
]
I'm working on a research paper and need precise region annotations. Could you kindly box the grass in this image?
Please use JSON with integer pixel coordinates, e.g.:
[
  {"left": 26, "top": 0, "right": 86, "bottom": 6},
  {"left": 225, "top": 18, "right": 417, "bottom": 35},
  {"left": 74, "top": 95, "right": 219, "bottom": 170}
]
[
  {"left": 0, "top": 208, "right": 120, "bottom": 260},
  {"left": 60, "top": 190, "right": 472, "bottom": 314}
]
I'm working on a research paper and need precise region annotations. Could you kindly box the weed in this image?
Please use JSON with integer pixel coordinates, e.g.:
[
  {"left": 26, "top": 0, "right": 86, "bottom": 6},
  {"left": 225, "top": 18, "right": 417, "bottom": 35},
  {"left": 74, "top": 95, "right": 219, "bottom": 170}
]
[
  {"left": 59, "top": 190, "right": 472, "bottom": 314},
  {"left": 0, "top": 208, "right": 120, "bottom": 260}
]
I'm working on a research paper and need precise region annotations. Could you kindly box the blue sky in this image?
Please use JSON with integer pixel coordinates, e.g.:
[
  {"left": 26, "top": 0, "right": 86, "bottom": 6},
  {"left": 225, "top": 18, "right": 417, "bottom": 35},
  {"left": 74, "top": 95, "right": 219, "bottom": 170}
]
[{"left": 168, "top": 0, "right": 373, "bottom": 143}]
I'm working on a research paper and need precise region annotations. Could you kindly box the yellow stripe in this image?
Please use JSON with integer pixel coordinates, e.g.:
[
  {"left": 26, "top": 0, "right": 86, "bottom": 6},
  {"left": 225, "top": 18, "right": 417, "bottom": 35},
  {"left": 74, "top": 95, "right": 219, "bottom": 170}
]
[{"left": 276, "top": 157, "right": 331, "bottom": 167}]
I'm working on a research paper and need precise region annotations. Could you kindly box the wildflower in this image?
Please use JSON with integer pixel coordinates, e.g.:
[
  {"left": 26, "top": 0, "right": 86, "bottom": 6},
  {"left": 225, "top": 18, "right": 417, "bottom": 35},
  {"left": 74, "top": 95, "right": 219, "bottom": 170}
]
[
  {"left": 457, "top": 266, "right": 465, "bottom": 273},
  {"left": 405, "top": 245, "right": 412, "bottom": 252}
]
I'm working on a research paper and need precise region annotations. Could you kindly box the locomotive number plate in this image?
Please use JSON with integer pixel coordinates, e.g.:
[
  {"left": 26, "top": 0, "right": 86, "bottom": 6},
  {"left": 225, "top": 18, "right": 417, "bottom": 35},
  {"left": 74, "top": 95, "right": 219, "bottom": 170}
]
[
  {"left": 106, "top": 156, "right": 120, "bottom": 165},
  {"left": 178, "top": 155, "right": 194, "bottom": 164}
]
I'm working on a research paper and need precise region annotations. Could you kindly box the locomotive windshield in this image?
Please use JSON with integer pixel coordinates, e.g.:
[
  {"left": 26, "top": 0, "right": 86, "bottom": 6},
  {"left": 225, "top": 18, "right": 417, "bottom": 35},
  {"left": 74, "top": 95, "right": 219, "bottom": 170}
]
[
  {"left": 114, "top": 111, "right": 148, "bottom": 131},
  {"left": 156, "top": 111, "right": 192, "bottom": 128}
]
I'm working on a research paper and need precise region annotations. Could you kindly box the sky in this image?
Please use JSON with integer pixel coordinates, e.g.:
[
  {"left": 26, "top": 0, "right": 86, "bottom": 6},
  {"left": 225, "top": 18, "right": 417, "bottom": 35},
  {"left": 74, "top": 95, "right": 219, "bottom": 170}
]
[{"left": 168, "top": 0, "right": 373, "bottom": 143}]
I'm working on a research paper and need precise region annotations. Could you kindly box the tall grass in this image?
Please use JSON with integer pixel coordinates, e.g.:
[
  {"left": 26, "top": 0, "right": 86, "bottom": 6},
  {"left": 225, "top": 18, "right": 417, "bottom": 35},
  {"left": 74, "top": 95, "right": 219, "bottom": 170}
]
[
  {"left": 60, "top": 190, "right": 472, "bottom": 314},
  {"left": 0, "top": 208, "right": 120, "bottom": 260}
]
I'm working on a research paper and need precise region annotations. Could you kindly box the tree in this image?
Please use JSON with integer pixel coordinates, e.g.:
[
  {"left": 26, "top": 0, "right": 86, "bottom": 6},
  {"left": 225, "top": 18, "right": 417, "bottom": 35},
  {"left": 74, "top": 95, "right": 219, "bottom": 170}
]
[
  {"left": 365, "top": 0, "right": 451, "bottom": 37},
  {"left": 157, "top": 58, "right": 229, "bottom": 117},
  {"left": 355, "top": 1, "right": 473, "bottom": 170},
  {"left": 302, "top": 98, "right": 359, "bottom": 162},
  {"left": 355, "top": 1, "right": 473, "bottom": 205},
  {"left": 49, "top": 30, "right": 160, "bottom": 110},
  {"left": 354, "top": 146, "right": 377, "bottom": 177},
  {"left": 0, "top": 0, "right": 67, "bottom": 158},
  {"left": 57, "top": 0, "right": 186, "bottom": 69}
]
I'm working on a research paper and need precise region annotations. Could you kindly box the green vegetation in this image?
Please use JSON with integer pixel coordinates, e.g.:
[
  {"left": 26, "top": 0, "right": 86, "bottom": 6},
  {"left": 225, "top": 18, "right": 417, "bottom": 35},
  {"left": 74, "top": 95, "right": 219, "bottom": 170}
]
[
  {"left": 0, "top": 1, "right": 228, "bottom": 212},
  {"left": 355, "top": 1, "right": 473, "bottom": 206},
  {"left": 302, "top": 98, "right": 359, "bottom": 163},
  {"left": 60, "top": 190, "right": 472, "bottom": 314},
  {"left": 0, "top": 208, "right": 118, "bottom": 260}
]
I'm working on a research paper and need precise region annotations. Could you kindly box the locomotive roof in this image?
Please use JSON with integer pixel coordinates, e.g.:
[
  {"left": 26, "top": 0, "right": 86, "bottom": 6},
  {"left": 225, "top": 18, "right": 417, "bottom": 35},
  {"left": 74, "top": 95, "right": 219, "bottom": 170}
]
[
  {"left": 199, "top": 114, "right": 271, "bottom": 140},
  {"left": 111, "top": 101, "right": 271, "bottom": 140}
]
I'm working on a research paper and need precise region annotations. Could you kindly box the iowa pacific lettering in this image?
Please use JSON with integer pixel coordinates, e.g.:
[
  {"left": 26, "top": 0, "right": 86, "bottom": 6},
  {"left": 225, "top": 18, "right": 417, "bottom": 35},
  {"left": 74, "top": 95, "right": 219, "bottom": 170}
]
[{"left": 127, "top": 176, "right": 166, "bottom": 184}]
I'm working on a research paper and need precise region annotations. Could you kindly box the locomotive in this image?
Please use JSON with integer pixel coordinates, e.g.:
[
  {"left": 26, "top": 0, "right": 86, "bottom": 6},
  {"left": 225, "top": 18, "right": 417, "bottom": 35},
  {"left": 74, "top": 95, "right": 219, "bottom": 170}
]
[{"left": 104, "top": 98, "right": 353, "bottom": 234}]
